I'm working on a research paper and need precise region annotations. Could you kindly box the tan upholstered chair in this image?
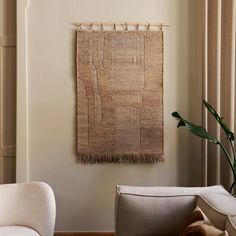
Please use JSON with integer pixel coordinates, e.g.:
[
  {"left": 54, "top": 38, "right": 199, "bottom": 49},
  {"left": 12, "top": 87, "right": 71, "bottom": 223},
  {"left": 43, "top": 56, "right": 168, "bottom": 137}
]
[
  {"left": 0, "top": 182, "right": 56, "bottom": 236},
  {"left": 115, "top": 185, "right": 236, "bottom": 236}
]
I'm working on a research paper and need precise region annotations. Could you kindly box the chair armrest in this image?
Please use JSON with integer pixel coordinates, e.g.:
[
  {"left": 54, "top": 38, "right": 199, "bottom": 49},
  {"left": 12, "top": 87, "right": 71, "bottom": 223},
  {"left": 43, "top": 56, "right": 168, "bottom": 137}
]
[
  {"left": 196, "top": 187, "right": 236, "bottom": 230},
  {"left": 0, "top": 182, "right": 56, "bottom": 236}
]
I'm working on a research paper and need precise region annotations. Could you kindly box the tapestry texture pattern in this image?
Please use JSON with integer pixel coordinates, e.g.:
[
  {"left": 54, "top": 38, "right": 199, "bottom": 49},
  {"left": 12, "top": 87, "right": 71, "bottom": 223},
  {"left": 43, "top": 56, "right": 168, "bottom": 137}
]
[{"left": 76, "top": 30, "right": 164, "bottom": 163}]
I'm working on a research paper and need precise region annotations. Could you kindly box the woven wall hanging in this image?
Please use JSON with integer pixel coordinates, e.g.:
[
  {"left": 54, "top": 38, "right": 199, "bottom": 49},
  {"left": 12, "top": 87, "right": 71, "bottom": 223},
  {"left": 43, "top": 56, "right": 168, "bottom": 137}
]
[{"left": 76, "top": 22, "right": 166, "bottom": 163}]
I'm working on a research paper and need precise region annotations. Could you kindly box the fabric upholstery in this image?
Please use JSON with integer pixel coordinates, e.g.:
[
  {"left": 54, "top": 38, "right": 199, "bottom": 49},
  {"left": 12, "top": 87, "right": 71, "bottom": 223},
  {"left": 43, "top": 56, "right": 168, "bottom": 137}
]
[
  {"left": 183, "top": 222, "right": 228, "bottom": 236},
  {"left": 180, "top": 206, "right": 210, "bottom": 234},
  {"left": 0, "top": 182, "right": 56, "bottom": 236},
  {"left": 225, "top": 216, "right": 236, "bottom": 235},
  {"left": 115, "top": 185, "right": 226, "bottom": 236},
  {"left": 180, "top": 206, "right": 228, "bottom": 236},
  {"left": 0, "top": 226, "right": 40, "bottom": 236},
  {"left": 116, "top": 185, "right": 223, "bottom": 196},
  {"left": 115, "top": 185, "right": 236, "bottom": 236},
  {"left": 197, "top": 188, "right": 236, "bottom": 230}
]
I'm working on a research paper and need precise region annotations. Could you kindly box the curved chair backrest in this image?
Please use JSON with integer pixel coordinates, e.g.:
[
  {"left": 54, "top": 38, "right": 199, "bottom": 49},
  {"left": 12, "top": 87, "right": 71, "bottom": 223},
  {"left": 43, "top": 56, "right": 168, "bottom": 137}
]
[{"left": 0, "top": 182, "right": 56, "bottom": 236}]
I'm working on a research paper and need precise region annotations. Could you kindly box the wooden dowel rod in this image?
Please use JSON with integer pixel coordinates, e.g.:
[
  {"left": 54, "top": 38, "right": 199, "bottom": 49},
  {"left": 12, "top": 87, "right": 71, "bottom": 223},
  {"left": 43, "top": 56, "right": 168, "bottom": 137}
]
[{"left": 74, "top": 22, "right": 170, "bottom": 27}]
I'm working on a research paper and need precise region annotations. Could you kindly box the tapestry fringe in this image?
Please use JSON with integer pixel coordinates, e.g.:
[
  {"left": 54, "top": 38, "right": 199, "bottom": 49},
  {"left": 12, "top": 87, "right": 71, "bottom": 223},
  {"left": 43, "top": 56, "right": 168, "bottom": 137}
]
[{"left": 76, "top": 153, "right": 164, "bottom": 164}]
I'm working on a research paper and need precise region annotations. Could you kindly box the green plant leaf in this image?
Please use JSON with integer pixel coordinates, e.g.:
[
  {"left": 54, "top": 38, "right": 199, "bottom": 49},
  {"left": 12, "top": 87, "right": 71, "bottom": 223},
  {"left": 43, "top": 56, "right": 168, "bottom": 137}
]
[
  {"left": 203, "top": 100, "right": 234, "bottom": 141},
  {"left": 172, "top": 106, "right": 236, "bottom": 193},
  {"left": 172, "top": 112, "right": 218, "bottom": 144},
  {"left": 172, "top": 111, "right": 182, "bottom": 119},
  {"left": 234, "top": 161, "right": 236, "bottom": 173},
  {"left": 177, "top": 120, "right": 185, "bottom": 128}
]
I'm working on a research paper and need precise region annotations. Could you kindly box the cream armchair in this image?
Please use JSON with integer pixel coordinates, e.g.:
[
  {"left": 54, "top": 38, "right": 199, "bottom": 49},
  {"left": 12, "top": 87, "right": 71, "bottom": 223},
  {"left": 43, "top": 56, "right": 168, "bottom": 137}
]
[
  {"left": 115, "top": 185, "right": 236, "bottom": 236},
  {"left": 0, "top": 182, "right": 56, "bottom": 236}
]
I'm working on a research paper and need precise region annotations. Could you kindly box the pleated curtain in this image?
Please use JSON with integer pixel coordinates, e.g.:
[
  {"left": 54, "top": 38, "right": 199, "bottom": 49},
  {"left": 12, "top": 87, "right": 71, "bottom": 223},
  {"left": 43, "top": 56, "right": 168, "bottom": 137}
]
[{"left": 203, "top": 0, "right": 236, "bottom": 189}]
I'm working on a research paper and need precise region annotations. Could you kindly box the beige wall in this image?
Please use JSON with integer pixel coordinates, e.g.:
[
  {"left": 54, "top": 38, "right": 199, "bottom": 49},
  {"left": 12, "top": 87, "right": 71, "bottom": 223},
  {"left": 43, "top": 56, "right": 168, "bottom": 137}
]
[{"left": 17, "top": 0, "right": 203, "bottom": 231}]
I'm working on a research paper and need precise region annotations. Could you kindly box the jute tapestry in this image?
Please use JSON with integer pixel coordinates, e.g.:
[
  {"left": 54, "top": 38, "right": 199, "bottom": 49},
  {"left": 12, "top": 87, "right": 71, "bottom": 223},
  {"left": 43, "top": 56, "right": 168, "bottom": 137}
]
[{"left": 76, "top": 30, "right": 164, "bottom": 163}]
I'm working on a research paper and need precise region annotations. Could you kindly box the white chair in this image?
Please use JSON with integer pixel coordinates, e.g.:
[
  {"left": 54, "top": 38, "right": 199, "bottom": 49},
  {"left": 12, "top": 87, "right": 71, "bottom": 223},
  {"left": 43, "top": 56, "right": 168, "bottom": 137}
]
[{"left": 0, "top": 182, "right": 56, "bottom": 236}]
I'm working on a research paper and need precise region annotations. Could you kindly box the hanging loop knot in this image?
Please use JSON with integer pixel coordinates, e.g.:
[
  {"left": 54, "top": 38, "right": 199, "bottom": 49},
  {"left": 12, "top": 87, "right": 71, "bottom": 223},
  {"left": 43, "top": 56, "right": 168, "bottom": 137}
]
[
  {"left": 160, "top": 24, "right": 163, "bottom": 31},
  {"left": 124, "top": 23, "right": 128, "bottom": 31}
]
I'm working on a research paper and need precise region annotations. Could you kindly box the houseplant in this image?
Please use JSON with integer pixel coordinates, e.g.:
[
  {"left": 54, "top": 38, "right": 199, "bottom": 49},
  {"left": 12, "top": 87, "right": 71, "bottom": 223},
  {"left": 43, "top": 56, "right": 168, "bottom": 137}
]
[{"left": 172, "top": 100, "right": 236, "bottom": 194}]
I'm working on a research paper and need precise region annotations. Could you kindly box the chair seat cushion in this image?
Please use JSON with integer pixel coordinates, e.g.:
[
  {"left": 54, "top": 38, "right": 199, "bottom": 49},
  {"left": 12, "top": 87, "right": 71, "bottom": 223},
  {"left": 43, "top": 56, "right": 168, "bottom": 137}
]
[{"left": 0, "top": 226, "right": 40, "bottom": 236}]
